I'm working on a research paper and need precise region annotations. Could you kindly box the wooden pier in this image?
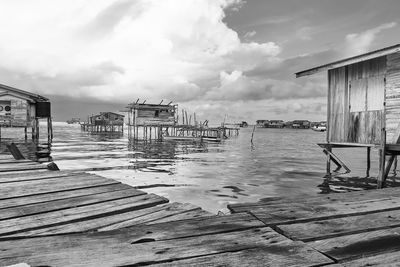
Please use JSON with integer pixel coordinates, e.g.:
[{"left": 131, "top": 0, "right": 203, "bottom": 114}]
[
  {"left": 2, "top": 151, "right": 400, "bottom": 265},
  {"left": 228, "top": 187, "right": 400, "bottom": 266}
]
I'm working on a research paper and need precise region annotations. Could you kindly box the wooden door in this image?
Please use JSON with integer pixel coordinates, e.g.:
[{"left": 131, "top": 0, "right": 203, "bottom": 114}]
[{"left": 348, "top": 76, "right": 384, "bottom": 144}]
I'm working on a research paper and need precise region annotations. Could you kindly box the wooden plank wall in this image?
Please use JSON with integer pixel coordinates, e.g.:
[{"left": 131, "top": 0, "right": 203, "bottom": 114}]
[
  {"left": 385, "top": 52, "right": 400, "bottom": 144},
  {"left": 328, "top": 56, "right": 386, "bottom": 144},
  {"left": 0, "top": 95, "right": 29, "bottom": 127},
  {"left": 328, "top": 66, "right": 347, "bottom": 142}
]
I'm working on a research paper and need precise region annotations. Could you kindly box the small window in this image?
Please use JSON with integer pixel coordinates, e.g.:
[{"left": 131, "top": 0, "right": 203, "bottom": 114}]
[{"left": 155, "top": 110, "right": 159, "bottom": 117}]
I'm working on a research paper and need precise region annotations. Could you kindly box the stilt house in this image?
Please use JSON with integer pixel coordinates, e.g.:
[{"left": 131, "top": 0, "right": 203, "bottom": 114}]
[
  {"left": 90, "top": 112, "right": 124, "bottom": 126},
  {"left": 296, "top": 44, "right": 400, "bottom": 187},
  {"left": 82, "top": 112, "right": 124, "bottom": 133},
  {"left": 0, "top": 83, "right": 52, "bottom": 141},
  {"left": 126, "top": 102, "right": 177, "bottom": 140}
]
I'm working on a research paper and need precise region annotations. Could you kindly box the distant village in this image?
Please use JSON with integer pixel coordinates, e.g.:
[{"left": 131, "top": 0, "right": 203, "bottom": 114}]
[{"left": 243, "top": 120, "right": 327, "bottom": 130}]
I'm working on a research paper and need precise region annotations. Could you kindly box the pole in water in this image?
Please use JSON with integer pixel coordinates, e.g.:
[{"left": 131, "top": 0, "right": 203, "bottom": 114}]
[{"left": 250, "top": 125, "right": 256, "bottom": 146}]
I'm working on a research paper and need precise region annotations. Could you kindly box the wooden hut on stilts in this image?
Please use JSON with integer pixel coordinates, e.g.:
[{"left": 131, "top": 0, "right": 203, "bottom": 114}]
[
  {"left": 0, "top": 83, "right": 52, "bottom": 144},
  {"left": 296, "top": 44, "right": 400, "bottom": 188}
]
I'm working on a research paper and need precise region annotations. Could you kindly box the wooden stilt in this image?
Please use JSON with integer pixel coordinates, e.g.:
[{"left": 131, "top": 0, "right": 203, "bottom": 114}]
[
  {"left": 366, "top": 147, "right": 371, "bottom": 177},
  {"left": 326, "top": 146, "right": 331, "bottom": 177}
]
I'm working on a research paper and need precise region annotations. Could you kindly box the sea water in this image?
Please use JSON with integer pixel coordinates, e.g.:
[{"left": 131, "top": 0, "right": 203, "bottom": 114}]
[{"left": 3, "top": 122, "right": 387, "bottom": 213}]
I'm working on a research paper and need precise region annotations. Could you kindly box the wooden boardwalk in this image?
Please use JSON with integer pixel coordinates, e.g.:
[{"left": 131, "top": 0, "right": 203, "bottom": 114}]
[
  {"left": 0, "top": 153, "right": 335, "bottom": 267},
  {"left": 2, "top": 153, "right": 400, "bottom": 266},
  {"left": 229, "top": 187, "right": 400, "bottom": 266}
]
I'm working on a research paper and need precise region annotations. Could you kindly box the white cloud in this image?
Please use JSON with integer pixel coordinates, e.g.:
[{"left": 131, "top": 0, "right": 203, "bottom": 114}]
[
  {"left": 345, "top": 22, "right": 397, "bottom": 56},
  {"left": 244, "top": 30, "right": 256, "bottom": 39},
  {"left": 0, "top": 0, "right": 280, "bottom": 106}
]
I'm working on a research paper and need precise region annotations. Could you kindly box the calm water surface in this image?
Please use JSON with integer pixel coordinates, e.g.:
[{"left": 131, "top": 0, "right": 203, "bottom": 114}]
[{"left": 4, "top": 122, "right": 390, "bottom": 213}]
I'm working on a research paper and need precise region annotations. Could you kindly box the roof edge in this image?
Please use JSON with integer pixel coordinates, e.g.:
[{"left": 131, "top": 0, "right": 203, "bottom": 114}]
[
  {"left": 0, "top": 83, "right": 49, "bottom": 101},
  {"left": 296, "top": 44, "right": 400, "bottom": 78}
]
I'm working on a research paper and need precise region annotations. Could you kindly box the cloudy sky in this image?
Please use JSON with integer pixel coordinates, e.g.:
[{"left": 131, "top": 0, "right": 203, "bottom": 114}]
[{"left": 0, "top": 0, "right": 399, "bottom": 123}]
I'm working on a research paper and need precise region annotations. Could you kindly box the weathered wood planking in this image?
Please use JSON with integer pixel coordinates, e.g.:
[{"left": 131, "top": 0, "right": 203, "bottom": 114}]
[
  {"left": 309, "top": 226, "right": 400, "bottom": 262},
  {"left": 329, "top": 250, "right": 400, "bottom": 266},
  {"left": 99, "top": 202, "right": 208, "bottom": 231},
  {"left": 0, "top": 183, "right": 132, "bottom": 210},
  {"left": 0, "top": 175, "right": 120, "bottom": 199},
  {"left": 0, "top": 188, "right": 145, "bottom": 220},
  {"left": 229, "top": 186, "right": 400, "bottom": 213},
  {"left": 0, "top": 163, "right": 49, "bottom": 172},
  {"left": 0, "top": 170, "right": 79, "bottom": 183},
  {"left": 327, "top": 56, "right": 386, "bottom": 145},
  {"left": 328, "top": 67, "right": 347, "bottom": 142},
  {"left": 22, "top": 213, "right": 258, "bottom": 240},
  {"left": 0, "top": 194, "right": 168, "bottom": 237},
  {"left": 0, "top": 159, "right": 32, "bottom": 164},
  {"left": 386, "top": 52, "right": 400, "bottom": 143},
  {"left": 277, "top": 208, "right": 400, "bottom": 242},
  {"left": 152, "top": 246, "right": 330, "bottom": 267},
  {"left": 248, "top": 197, "right": 400, "bottom": 225},
  {"left": 0, "top": 227, "right": 333, "bottom": 267},
  {"left": 18, "top": 203, "right": 211, "bottom": 237}
]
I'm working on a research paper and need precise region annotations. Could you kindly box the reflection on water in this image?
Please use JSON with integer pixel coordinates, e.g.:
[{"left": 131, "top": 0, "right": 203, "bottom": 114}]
[{"left": 4, "top": 122, "right": 400, "bottom": 213}]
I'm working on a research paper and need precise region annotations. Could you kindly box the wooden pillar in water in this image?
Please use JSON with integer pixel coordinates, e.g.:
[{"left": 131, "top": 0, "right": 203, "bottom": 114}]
[
  {"left": 326, "top": 146, "right": 331, "bottom": 177},
  {"left": 366, "top": 146, "right": 371, "bottom": 177},
  {"left": 35, "top": 118, "right": 40, "bottom": 141},
  {"left": 378, "top": 129, "right": 386, "bottom": 188}
]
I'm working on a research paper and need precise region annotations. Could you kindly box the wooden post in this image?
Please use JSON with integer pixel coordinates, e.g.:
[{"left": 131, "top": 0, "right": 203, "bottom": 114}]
[
  {"left": 32, "top": 119, "right": 35, "bottom": 140},
  {"left": 326, "top": 146, "right": 331, "bottom": 177},
  {"left": 35, "top": 118, "right": 39, "bottom": 141},
  {"left": 378, "top": 129, "right": 387, "bottom": 188},
  {"left": 366, "top": 147, "right": 371, "bottom": 177}
]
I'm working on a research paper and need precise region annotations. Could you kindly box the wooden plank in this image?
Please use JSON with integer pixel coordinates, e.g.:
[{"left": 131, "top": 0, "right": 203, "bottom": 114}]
[
  {"left": 0, "top": 183, "right": 133, "bottom": 210},
  {"left": 0, "top": 227, "right": 333, "bottom": 266},
  {"left": 277, "top": 208, "right": 400, "bottom": 242},
  {"left": 332, "top": 250, "right": 400, "bottom": 266},
  {"left": 0, "top": 188, "right": 145, "bottom": 220},
  {"left": 0, "top": 164, "right": 48, "bottom": 172},
  {"left": 19, "top": 211, "right": 253, "bottom": 238},
  {"left": 152, "top": 247, "right": 330, "bottom": 267},
  {"left": 0, "top": 194, "right": 168, "bottom": 237},
  {"left": 0, "top": 162, "right": 41, "bottom": 167},
  {"left": 99, "top": 203, "right": 207, "bottom": 231},
  {"left": 367, "top": 76, "right": 385, "bottom": 111},
  {"left": 0, "top": 171, "right": 81, "bottom": 183},
  {"left": 0, "top": 175, "right": 119, "bottom": 199},
  {"left": 309, "top": 226, "right": 400, "bottom": 261},
  {"left": 250, "top": 197, "right": 400, "bottom": 225},
  {"left": 350, "top": 79, "right": 367, "bottom": 112},
  {"left": 148, "top": 209, "right": 213, "bottom": 224},
  {"left": 328, "top": 67, "right": 346, "bottom": 143},
  {"left": 0, "top": 159, "right": 31, "bottom": 164},
  {"left": 229, "top": 186, "right": 400, "bottom": 213}
]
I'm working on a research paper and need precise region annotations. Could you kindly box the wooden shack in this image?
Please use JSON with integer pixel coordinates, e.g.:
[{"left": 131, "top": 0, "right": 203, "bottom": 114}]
[
  {"left": 296, "top": 44, "right": 400, "bottom": 187},
  {"left": 266, "top": 120, "right": 285, "bottom": 128},
  {"left": 81, "top": 112, "right": 124, "bottom": 133},
  {"left": 256, "top": 120, "right": 268, "bottom": 127},
  {"left": 127, "top": 101, "right": 177, "bottom": 140},
  {"left": 0, "top": 83, "right": 52, "bottom": 142},
  {"left": 291, "top": 120, "right": 310, "bottom": 129}
]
